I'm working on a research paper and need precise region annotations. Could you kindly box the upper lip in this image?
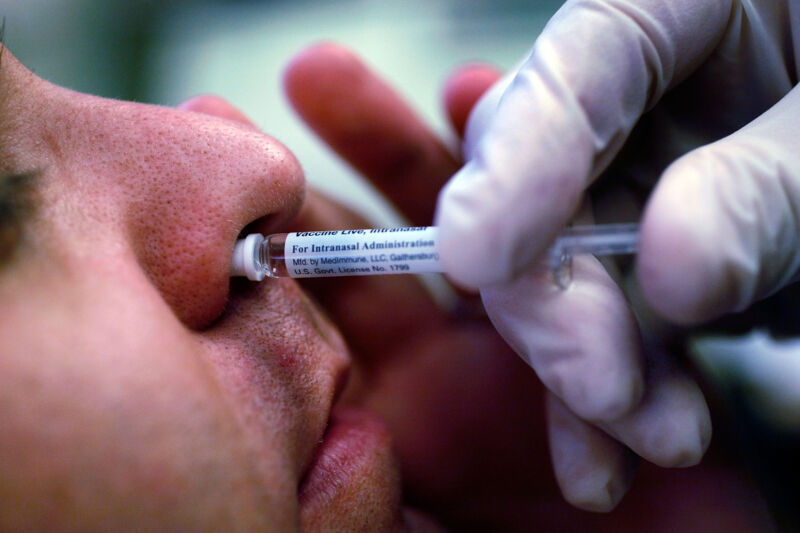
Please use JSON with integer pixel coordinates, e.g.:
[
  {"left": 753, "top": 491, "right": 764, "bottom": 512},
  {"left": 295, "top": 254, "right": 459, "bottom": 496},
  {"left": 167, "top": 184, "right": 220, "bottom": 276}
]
[
  {"left": 213, "top": 273, "right": 405, "bottom": 525},
  {"left": 206, "top": 274, "right": 352, "bottom": 480},
  {"left": 296, "top": 334, "right": 352, "bottom": 480}
]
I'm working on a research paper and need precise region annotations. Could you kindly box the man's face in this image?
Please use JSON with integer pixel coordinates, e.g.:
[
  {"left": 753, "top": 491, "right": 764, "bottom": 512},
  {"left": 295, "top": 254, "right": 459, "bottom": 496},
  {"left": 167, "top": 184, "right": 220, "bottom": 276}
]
[{"left": 0, "top": 48, "right": 422, "bottom": 531}]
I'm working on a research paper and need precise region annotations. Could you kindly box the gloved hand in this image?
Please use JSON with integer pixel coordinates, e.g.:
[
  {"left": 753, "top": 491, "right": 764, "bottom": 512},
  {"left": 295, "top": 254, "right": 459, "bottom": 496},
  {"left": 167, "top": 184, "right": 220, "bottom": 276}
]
[{"left": 436, "top": 0, "right": 799, "bottom": 511}]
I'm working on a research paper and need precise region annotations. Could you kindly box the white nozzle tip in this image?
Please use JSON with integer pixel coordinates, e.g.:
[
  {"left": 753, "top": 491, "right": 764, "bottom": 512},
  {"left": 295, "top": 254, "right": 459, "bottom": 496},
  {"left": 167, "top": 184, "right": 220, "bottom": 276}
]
[{"left": 231, "top": 233, "right": 265, "bottom": 281}]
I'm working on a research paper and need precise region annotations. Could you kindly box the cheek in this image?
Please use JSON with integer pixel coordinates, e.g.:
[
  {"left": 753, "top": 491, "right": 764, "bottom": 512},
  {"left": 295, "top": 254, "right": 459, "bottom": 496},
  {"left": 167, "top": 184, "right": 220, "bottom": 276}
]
[{"left": 0, "top": 268, "right": 298, "bottom": 530}]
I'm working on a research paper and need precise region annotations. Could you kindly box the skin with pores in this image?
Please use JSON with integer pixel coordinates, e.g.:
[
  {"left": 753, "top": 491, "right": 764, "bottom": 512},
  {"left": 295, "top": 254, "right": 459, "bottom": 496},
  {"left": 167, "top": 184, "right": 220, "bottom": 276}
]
[
  {"left": 0, "top": 47, "right": 435, "bottom": 531},
  {"left": 0, "top": 40, "right": 777, "bottom": 531}
]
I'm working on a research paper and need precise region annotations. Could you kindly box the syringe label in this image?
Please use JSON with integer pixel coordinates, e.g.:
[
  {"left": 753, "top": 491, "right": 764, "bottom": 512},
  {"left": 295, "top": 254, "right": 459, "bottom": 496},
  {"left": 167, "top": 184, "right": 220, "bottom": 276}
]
[{"left": 284, "top": 227, "right": 440, "bottom": 278}]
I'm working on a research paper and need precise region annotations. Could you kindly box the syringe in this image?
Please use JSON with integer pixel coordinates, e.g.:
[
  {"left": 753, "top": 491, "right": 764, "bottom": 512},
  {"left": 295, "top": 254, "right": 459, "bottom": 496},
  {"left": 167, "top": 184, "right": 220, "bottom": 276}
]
[{"left": 231, "top": 224, "right": 639, "bottom": 288}]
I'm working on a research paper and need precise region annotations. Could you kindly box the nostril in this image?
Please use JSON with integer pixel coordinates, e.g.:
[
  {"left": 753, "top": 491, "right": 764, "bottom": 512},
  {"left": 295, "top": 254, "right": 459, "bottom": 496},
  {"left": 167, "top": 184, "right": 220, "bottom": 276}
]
[
  {"left": 128, "top": 224, "right": 233, "bottom": 330},
  {"left": 104, "top": 99, "right": 305, "bottom": 329},
  {"left": 238, "top": 213, "right": 283, "bottom": 241}
]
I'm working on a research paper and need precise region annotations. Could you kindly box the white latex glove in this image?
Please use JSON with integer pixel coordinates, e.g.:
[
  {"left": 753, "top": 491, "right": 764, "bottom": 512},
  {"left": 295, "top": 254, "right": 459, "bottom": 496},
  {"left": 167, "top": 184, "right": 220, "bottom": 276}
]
[{"left": 435, "top": 0, "right": 800, "bottom": 511}]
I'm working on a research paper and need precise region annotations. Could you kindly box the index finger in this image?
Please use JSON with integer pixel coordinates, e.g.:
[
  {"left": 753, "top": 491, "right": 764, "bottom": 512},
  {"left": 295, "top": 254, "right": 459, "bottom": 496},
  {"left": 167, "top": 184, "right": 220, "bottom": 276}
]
[
  {"left": 284, "top": 43, "right": 458, "bottom": 226},
  {"left": 435, "top": 0, "right": 733, "bottom": 288}
]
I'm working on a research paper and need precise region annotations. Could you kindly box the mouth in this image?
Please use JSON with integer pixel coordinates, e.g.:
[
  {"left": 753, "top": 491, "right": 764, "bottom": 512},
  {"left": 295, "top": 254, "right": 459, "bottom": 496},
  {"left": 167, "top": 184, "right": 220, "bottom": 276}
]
[
  {"left": 213, "top": 273, "right": 433, "bottom": 527},
  {"left": 298, "top": 406, "right": 398, "bottom": 513},
  {"left": 297, "top": 405, "right": 447, "bottom": 531},
  {"left": 214, "top": 274, "right": 444, "bottom": 529}
]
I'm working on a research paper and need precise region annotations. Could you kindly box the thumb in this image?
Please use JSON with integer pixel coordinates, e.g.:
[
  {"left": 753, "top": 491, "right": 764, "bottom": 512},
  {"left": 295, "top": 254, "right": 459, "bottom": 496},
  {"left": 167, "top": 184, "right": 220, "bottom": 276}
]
[
  {"left": 639, "top": 84, "right": 800, "bottom": 323},
  {"left": 433, "top": 0, "right": 732, "bottom": 288}
]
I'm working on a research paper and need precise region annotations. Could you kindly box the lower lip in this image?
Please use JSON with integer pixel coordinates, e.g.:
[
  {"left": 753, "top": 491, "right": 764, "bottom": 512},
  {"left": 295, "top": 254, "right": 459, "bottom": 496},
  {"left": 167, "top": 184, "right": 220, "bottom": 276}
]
[{"left": 298, "top": 406, "right": 395, "bottom": 508}]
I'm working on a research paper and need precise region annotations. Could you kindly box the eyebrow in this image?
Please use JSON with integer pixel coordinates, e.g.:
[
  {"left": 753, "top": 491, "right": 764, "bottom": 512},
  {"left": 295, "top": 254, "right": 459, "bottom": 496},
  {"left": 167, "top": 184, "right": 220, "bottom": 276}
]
[
  {"left": 0, "top": 172, "right": 39, "bottom": 267},
  {"left": 1, "top": 22, "right": 39, "bottom": 267}
]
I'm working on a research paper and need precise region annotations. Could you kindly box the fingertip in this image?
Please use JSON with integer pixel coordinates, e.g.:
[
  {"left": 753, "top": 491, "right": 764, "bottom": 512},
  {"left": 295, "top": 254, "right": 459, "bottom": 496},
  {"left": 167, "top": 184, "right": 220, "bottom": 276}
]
[
  {"left": 606, "top": 357, "right": 712, "bottom": 468},
  {"left": 177, "top": 95, "right": 256, "bottom": 127},
  {"left": 284, "top": 41, "right": 353, "bottom": 76},
  {"left": 647, "top": 419, "right": 711, "bottom": 469},
  {"left": 436, "top": 153, "right": 577, "bottom": 288},
  {"left": 442, "top": 63, "right": 503, "bottom": 138},
  {"left": 547, "top": 395, "right": 637, "bottom": 512},
  {"left": 283, "top": 41, "right": 362, "bottom": 113},
  {"left": 651, "top": 397, "right": 712, "bottom": 468},
  {"left": 637, "top": 157, "right": 737, "bottom": 324},
  {"left": 562, "top": 478, "right": 626, "bottom": 513},
  {"left": 436, "top": 225, "right": 502, "bottom": 289},
  {"left": 435, "top": 165, "right": 515, "bottom": 288}
]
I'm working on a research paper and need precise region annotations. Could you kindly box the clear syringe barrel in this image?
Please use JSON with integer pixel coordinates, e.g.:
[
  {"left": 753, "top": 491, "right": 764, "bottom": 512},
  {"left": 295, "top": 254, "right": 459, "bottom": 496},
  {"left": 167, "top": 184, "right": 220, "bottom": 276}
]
[
  {"left": 231, "top": 224, "right": 639, "bottom": 284},
  {"left": 261, "top": 233, "right": 290, "bottom": 278},
  {"left": 231, "top": 227, "right": 441, "bottom": 281}
]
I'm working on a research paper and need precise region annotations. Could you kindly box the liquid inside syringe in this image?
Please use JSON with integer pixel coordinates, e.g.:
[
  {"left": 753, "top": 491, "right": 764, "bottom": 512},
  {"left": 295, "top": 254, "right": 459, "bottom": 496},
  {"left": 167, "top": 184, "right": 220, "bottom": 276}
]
[{"left": 231, "top": 225, "right": 639, "bottom": 288}]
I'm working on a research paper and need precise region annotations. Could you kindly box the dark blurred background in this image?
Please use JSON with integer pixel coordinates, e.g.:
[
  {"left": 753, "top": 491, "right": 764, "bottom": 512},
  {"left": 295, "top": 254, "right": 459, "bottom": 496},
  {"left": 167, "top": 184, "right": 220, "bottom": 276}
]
[{"left": 2, "top": 1, "right": 799, "bottom": 530}]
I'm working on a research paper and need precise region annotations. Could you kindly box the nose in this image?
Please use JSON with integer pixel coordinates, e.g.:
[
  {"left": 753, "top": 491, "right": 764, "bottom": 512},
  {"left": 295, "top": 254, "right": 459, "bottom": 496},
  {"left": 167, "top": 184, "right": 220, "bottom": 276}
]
[{"left": 42, "top": 86, "right": 305, "bottom": 328}]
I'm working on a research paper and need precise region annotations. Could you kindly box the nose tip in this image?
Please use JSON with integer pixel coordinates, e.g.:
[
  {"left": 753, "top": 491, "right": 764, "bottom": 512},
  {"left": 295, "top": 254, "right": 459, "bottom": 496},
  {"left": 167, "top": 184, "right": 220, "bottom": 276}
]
[
  {"left": 243, "top": 136, "right": 306, "bottom": 235},
  {"left": 174, "top": 93, "right": 306, "bottom": 230},
  {"left": 105, "top": 101, "right": 305, "bottom": 328}
]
